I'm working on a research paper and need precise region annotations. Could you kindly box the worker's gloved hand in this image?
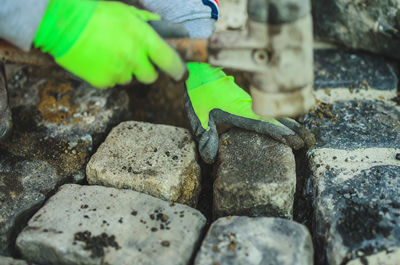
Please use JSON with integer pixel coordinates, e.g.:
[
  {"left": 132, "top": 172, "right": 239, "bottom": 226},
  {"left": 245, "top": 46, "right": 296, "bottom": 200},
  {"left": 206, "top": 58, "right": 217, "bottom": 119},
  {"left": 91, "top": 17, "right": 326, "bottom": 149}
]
[
  {"left": 185, "top": 63, "right": 315, "bottom": 164},
  {"left": 33, "top": 0, "right": 186, "bottom": 88}
]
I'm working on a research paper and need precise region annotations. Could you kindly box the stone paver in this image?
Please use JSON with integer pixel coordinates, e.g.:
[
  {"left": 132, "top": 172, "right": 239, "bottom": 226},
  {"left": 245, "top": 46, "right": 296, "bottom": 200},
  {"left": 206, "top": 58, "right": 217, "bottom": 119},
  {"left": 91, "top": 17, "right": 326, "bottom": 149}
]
[
  {"left": 304, "top": 100, "right": 400, "bottom": 150},
  {"left": 0, "top": 256, "right": 34, "bottom": 265},
  {"left": 314, "top": 49, "right": 398, "bottom": 99},
  {"left": 312, "top": 0, "right": 400, "bottom": 59},
  {"left": 194, "top": 216, "right": 313, "bottom": 265},
  {"left": 309, "top": 148, "right": 400, "bottom": 264},
  {"left": 347, "top": 248, "right": 400, "bottom": 265},
  {"left": 86, "top": 121, "right": 201, "bottom": 207},
  {"left": 213, "top": 128, "right": 296, "bottom": 219},
  {"left": 16, "top": 184, "right": 206, "bottom": 265},
  {"left": 0, "top": 66, "right": 129, "bottom": 255},
  {"left": 313, "top": 49, "right": 398, "bottom": 108},
  {"left": 305, "top": 49, "right": 400, "bottom": 264}
]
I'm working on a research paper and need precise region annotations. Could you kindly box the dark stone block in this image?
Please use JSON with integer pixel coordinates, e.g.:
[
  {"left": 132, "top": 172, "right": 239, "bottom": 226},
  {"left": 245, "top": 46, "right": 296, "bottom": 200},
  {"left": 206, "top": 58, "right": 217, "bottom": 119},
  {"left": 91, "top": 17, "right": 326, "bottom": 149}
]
[
  {"left": 312, "top": 0, "right": 400, "bottom": 60},
  {"left": 315, "top": 165, "right": 400, "bottom": 264},
  {"left": 214, "top": 128, "right": 296, "bottom": 219},
  {"left": 304, "top": 100, "right": 400, "bottom": 149},
  {"left": 314, "top": 49, "right": 398, "bottom": 90}
]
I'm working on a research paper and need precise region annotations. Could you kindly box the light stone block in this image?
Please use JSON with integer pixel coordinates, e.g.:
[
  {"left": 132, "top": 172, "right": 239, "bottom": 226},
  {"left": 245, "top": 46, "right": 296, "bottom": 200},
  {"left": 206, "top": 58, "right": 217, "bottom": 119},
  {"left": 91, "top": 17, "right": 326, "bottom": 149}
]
[
  {"left": 87, "top": 121, "right": 201, "bottom": 207},
  {"left": 16, "top": 184, "right": 206, "bottom": 265}
]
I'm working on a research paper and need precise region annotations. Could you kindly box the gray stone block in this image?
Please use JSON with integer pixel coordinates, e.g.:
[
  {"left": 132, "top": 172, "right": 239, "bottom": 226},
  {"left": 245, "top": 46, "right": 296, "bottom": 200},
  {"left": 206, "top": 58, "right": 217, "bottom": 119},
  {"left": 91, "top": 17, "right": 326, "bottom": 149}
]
[
  {"left": 86, "top": 121, "right": 201, "bottom": 207},
  {"left": 314, "top": 49, "right": 398, "bottom": 91},
  {"left": 347, "top": 248, "right": 400, "bottom": 265},
  {"left": 194, "top": 216, "right": 313, "bottom": 265},
  {"left": 16, "top": 184, "right": 206, "bottom": 265},
  {"left": 0, "top": 67, "right": 130, "bottom": 255},
  {"left": 0, "top": 150, "right": 61, "bottom": 257},
  {"left": 312, "top": 0, "right": 400, "bottom": 60},
  {"left": 213, "top": 128, "right": 296, "bottom": 219},
  {"left": 0, "top": 256, "right": 34, "bottom": 265},
  {"left": 308, "top": 147, "right": 400, "bottom": 265},
  {"left": 303, "top": 100, "right": 400, "bottom": 149}
]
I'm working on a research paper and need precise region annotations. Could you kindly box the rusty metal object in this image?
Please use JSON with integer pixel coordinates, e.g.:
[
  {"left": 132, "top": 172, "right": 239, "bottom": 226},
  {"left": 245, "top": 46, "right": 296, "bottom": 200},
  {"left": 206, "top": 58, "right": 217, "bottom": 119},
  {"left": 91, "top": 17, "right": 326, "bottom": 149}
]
[
  {"left": 167, "top": 39, "right": 208, "bottom": 63},
  {"left": 0, "top": 41, "right": 54, "bottom": 66},
  {"left": 0, "top": 39, "right": 208, "bottom": 66}
]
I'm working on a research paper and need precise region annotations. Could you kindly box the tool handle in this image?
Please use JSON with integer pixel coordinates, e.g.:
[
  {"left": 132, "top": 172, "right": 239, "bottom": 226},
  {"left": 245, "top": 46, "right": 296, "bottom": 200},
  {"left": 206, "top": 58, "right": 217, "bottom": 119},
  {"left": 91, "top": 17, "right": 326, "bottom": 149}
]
[{"left": 0, "top": 39, "right": 208, "bottom": 66}]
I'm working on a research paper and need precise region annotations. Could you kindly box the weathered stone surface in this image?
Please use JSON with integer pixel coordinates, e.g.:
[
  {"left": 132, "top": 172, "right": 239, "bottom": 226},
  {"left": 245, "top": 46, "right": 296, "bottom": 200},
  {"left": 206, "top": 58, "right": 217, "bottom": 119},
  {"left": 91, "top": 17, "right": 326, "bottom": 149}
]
[
  {"left": 0, "top": 151, "right": 61, "bottom": 257},
  {"left": 314, "top": 49, "right": 398, "bottom": 91},
  {"left": 0, "top": 66, "right": 130, "bottom": 255},
  {"left": 312, "top": 0, "right": 400, "bottom": 59},
  {"left": 303, "top": 100, "right": 400, "bottom": 150},
  {"left": 311, "top": 49, "right": 399, "bottom": 111},
  {"left": 16, "top": 184, "right": 206, "bottom": 265},
  {"left": 194, "top": 216, "right": 313, "bottom": 265},
  {"left": 0, "top": 256, "right": 33, "bottom": 265},
  {"left": 213, "top": 128, "right": 296, "bottom": 219},
  {"left": 308, "top": 147, "right": 400, "bottom": 265},
  {"left": 347, "top": 247, "right": 400, "bottom": 265},
  {"left": 86, "top": 121, "right": 201, "bottom": 207}
]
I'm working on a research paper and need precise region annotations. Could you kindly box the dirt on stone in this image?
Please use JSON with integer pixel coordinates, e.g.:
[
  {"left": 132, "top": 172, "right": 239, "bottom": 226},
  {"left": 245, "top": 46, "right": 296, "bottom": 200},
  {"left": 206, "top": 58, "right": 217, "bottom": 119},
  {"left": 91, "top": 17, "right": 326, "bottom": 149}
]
[
  {"left": 37, "top": 82, "right": 79, "bottom": 125},
  {"left": 1, "top": 129, "right": 89, "bottom": 179},
  {"left": 0, "top": 149, "right": 25, "bottom": 202},
  {"left": 310, "top": 99, "right": 337, "bottom": 121},
  {"left": 0, "top": 171, "right": 23, "bottom": 203},
  {"left": 73, "top": 230, "right": 120, "bottom": 258},
  {"left": 148, "top": 209, "right": 171, "bottom": 231}
]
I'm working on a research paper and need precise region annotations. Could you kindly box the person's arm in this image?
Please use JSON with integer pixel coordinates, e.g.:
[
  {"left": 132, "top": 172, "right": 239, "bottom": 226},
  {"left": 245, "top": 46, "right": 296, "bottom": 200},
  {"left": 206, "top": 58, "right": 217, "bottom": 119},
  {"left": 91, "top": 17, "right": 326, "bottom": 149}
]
[
  {"left": 0, "top": 0, "right": 49, "bottom": 51},
  {"left": 7, "top": 0, "right": 186, "bottom": 88}
]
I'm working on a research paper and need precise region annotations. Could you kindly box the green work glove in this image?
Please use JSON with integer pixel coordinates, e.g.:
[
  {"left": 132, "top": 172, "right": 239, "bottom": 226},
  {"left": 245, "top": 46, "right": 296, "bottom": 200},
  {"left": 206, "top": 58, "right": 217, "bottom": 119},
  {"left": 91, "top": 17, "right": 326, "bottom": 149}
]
[
  {"left": 34, "top": 0, "right": 186, "bottom": 88},
  {"left": 185, "top": 63, "right": 315, "bottom": 164}
]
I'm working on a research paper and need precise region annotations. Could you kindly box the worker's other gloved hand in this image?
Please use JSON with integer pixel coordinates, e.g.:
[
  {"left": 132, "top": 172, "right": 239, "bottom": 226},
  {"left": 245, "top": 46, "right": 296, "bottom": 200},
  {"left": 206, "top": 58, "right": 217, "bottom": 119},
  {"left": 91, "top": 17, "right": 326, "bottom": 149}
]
[
  {"left": 185, "top": 63, "right": 316, "bottom": 164},
  {"left": 33, "top": 0, "right": 186, "bottom": 88}
]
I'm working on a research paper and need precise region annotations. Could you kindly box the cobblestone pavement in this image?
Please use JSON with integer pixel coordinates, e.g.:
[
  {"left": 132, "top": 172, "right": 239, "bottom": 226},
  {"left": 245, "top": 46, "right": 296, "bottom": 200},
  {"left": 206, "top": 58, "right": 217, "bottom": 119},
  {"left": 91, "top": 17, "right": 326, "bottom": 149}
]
[{"left": 0, "top": 47, "right": 399, "bottom": 265}]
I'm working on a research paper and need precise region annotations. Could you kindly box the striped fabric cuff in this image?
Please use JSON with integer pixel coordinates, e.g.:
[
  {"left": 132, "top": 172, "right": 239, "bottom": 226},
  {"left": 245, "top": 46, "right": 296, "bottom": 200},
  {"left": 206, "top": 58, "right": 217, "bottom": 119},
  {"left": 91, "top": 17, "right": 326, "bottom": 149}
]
[{"left": 202, "top": 0, "right": 219, "bottom": 20}]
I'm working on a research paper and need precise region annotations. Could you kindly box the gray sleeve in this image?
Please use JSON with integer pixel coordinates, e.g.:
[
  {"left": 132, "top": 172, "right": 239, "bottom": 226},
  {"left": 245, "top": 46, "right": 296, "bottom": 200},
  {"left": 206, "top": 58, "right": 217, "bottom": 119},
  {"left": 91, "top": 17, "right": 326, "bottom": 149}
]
[
  {"left": 139, "top": 0, "right": 216, "bottom": 38},
  {"left": 0, "top": 0, "right": 49, "bottom": 51}
]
